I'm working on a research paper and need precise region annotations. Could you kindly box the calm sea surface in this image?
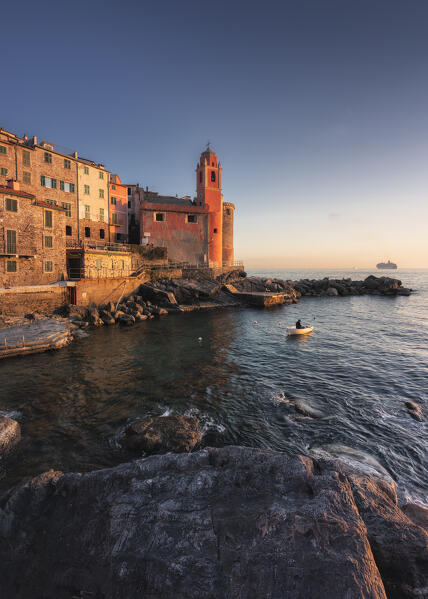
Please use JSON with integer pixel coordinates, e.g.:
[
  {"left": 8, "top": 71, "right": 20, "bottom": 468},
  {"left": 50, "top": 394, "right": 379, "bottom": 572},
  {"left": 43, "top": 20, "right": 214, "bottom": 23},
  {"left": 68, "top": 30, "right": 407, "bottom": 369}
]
[{"left": 0, "top": 269, "right": 427, "bottom": 504}]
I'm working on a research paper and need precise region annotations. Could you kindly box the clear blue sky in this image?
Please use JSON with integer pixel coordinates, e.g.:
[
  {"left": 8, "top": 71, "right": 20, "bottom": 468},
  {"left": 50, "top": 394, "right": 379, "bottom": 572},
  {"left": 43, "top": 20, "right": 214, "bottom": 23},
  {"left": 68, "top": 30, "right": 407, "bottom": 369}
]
[{"left": 2, "top": 0, "right": 427, "bottom": 267}]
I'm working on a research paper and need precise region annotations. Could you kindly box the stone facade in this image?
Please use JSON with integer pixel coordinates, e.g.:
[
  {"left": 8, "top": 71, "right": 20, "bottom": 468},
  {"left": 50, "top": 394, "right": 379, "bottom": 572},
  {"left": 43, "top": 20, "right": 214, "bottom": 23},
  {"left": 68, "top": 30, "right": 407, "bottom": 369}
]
[
  {"left": 67, "top": 248, "right": 132, "bottom": 280},
  {"left": 222, "top": 202, "right": 235, "bottom": 265},
  {"left": 0, "top": 183, "right": 67, "bottom": 287},
  {"left": 0, "top": 132, "right": 79, "bottom": 245}
]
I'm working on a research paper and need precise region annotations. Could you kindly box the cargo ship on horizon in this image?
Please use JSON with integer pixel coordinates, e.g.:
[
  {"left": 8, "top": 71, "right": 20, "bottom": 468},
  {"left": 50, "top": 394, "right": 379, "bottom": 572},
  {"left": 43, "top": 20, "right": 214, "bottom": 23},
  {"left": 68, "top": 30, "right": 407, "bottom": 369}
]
[{"left": 376, "top": 260, "right": 397, "bottom": 270}]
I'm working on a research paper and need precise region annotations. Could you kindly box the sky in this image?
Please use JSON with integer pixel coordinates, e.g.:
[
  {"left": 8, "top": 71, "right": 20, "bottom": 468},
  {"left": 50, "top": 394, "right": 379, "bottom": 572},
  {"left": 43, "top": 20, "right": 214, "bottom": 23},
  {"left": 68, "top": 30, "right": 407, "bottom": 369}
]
[{"left": 1, "top": 0, "right": 427, "bottom": 268}]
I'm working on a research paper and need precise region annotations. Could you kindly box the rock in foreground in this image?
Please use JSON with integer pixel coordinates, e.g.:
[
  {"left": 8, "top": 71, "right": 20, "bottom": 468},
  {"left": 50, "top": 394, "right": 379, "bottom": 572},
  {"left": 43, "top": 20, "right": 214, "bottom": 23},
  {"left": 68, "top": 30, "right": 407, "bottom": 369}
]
[
  {"left": 0, "top": 416, "right": 21, "bottom": 455},
  {"left": 120, "top": 415, "right": 202, "bottom": 454},
  {"left": 0, "top": 446, "right": 427, "bottom": 599}
]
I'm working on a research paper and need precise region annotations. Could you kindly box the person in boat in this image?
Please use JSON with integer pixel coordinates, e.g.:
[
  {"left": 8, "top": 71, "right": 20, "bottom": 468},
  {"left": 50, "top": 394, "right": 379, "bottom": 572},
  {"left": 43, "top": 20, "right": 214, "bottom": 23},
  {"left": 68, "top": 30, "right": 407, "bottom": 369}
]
[{"left": 296, "top": 319, "right": 305, "bottom": 329}]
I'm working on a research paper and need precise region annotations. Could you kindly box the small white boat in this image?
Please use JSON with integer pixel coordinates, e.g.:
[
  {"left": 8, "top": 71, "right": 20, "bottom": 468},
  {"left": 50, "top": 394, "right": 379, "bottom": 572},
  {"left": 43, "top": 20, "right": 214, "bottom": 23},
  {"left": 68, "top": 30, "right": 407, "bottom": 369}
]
[{"left": 287, "top": 326, "right": 313, "bottom": 336}]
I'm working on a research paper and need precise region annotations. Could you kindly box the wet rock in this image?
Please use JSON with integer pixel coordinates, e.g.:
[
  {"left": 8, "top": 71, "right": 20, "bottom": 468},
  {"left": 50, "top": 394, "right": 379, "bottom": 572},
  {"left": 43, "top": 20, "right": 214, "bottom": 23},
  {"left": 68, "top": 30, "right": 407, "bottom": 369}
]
[
  {"left": 294, "top": 399, "right": 324, "bottom": 418},
  {"left": 117, "top": 314, "right": 135, "bottom": 326},
  {"left": 134, "top": 312, "right": 148, "bottom": 322},
  {"left": 402, "top": 503, "right": 428, "bottom": 531},
  {"left": 0, "top": 446, "right": 404, "bottom": 599},
  {"left": 405, "top": 401, "right": 424, "bottom": 422},
  {"left": 138, "top": 283, "right": 177, "bottom": 305},
  {"left": 120, "top": 415, "right": 202, "bottom": 454},
  {"left": 0, "top": 416, "right": 21, "bottom": 455}
]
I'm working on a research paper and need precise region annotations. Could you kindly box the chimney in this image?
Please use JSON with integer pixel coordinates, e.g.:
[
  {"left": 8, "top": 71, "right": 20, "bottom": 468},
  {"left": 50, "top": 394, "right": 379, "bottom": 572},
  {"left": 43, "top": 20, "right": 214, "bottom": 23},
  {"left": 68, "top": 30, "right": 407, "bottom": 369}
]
[
  {"left": 72, "top": 151, "right": 78, "bottom": 159},
  {"left": 23, "top": 134, "right": 28, "bottom": 143},
  {"left": 7, "top": 179, "right": 20, "bottom": 191}
]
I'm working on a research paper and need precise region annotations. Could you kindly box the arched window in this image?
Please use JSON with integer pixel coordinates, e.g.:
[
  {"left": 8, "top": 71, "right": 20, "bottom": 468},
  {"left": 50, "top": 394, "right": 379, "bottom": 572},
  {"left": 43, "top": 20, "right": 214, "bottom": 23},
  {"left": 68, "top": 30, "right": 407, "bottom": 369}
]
[
  {"left": 211, "top": 171, "right": 216, "bottom": 182},
  {"left": 199, "top": 171, "right": 202, "bottom": 183}
]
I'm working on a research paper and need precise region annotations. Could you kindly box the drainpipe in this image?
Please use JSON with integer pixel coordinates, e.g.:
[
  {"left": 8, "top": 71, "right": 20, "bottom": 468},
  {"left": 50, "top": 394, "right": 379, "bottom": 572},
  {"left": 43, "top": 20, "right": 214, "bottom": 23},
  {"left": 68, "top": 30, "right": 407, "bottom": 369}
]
[{"left": 75, "top": 158, "right": 80, "bottom": 242}]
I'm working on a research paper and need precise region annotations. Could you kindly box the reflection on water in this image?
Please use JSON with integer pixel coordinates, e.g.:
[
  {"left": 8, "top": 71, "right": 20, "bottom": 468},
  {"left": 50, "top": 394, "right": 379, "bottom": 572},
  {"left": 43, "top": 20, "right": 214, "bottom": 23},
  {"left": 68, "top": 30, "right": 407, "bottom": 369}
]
[{"left": 0, "top": 269, "right": 427, "bottom": 505}]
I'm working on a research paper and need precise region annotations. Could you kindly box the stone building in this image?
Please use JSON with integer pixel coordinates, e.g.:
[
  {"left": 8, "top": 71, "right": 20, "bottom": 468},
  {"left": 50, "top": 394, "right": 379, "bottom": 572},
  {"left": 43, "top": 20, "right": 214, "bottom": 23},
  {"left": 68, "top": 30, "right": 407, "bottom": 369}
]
[
  {"left": 109, "top": 174, "right": 128, "bottom": 242},
  {"left": 0, "top": 131, "right": 78, "bottom": 245},
  {"left": 0, "top": 180, "right": 67, "bottom": 286}
]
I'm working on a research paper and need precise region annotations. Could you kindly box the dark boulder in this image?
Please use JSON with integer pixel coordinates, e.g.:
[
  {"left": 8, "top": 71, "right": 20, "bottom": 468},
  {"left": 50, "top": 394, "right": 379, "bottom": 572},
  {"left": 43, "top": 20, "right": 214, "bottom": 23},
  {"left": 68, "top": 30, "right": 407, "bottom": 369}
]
[
  {"left": 1, "top": 447, "right": 420, "bottom": 599},
  {"left": 0, "top": 416, "right": 21, "bottom": 455},
  {"left": 120, "top": 415, "right": 202, "bottom": 454}
]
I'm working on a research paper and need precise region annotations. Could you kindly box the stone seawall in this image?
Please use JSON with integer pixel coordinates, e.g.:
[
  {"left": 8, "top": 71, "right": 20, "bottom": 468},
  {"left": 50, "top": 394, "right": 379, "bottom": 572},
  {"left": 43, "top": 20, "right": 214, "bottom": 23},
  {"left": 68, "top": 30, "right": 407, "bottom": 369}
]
[{"left": 0, "top": 285, "right": 68, "bottom": 317}]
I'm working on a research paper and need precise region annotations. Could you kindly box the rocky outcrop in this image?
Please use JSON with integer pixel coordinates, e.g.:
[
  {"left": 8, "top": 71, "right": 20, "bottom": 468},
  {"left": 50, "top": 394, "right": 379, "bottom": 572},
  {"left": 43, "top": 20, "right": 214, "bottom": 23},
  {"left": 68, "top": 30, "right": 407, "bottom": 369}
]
[
  {"left": 0, "top": 416, "right": 20, "bottom": 455},
  {"left": 293, "top": 275, "right": 412, "bottom": 298},
  {"left": 405, "top": 401, "right": 424, "bottom": 422},
  {"left": 120, "top": 415, "right": 202, "bottom": 454},
  {"left": 0, "top": 446, "right": 426, "bottom": 599}
]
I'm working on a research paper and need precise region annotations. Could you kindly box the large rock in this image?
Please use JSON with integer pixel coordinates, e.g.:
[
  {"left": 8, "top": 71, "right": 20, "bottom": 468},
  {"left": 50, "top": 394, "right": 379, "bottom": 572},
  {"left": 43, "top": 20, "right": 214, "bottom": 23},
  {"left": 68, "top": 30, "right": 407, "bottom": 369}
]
[
  {"left": 120, "top": 415, "right": 202, "bottom": 454},
  {"left": 0, "top": 446, "right": 403, "bottom": 599},
  {"left": 138, "top": 283, "right": 178, "bottom": 305},
  {"left": 0, "top": 416, "right": 21, "bottom": 455}
]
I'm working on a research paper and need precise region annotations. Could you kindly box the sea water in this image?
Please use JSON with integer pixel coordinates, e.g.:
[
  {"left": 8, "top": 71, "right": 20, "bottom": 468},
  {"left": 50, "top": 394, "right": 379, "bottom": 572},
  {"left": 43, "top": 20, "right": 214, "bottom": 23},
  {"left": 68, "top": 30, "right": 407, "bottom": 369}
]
[{"left": 0, "top": 269, "right": 426, "bottom": 505}]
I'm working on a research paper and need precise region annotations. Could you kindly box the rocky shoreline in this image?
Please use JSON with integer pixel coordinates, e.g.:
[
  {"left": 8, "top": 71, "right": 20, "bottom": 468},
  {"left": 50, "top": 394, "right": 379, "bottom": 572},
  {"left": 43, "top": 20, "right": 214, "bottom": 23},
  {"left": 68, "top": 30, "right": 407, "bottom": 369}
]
[
  {"left": 57, "top": 271, "right": 414, "bottom": 331},
  {"left": 0, "top": 443, "right": 426, "bottom": 599}
]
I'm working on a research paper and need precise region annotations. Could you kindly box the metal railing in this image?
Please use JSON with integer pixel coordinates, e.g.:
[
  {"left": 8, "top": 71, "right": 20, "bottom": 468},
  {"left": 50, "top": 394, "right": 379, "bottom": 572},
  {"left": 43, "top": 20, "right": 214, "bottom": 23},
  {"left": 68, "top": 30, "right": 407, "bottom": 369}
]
[{"left": 65, "top": 240, "right": 131, "bottom": 253}]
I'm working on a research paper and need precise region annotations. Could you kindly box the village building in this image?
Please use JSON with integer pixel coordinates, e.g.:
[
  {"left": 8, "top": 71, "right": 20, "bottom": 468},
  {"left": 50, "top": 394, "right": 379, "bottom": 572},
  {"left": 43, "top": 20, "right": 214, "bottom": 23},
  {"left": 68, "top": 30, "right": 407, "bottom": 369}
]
[
  {"left": 0, "top": 180, "right": 67, "bottom": 286},
  {"left": 76, "top": 157, "right": 110, "bottom": 246},
  {"left": 109, "top": 174, "right": 128, "bottom": 243},
  {"left": 0, "top": 130, "right": 79, "bottom": 246}
]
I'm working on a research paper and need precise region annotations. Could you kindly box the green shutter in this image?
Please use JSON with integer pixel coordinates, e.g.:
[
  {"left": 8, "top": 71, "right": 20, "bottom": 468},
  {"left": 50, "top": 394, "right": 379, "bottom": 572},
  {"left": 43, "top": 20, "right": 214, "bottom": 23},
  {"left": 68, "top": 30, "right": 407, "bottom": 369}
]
[
  {"left": 41, "top": 175, "right": 46, "bottom": 186},
  {"left": 60, "top": 180, "right": 64, "bottom": 190}
]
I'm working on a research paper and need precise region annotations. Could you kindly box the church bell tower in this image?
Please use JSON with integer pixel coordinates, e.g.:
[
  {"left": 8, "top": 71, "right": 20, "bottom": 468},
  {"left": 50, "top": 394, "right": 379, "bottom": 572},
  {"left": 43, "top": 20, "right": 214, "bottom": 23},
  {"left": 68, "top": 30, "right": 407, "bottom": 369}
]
[{"left": 196, "top": 144, "right": 223, "bottom": 265}]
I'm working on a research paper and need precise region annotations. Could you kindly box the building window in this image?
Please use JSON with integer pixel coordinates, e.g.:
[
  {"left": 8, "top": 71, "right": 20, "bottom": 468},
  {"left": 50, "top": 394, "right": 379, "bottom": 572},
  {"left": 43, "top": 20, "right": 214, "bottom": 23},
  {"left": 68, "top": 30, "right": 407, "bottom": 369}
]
[
  {"left": 40, "top": 176, "right": 58, "bottom": 189},
  {"left": 44, "top": 235, "right": 53, "bottom": 248},
  {"left": 99, "top": 208, "right": 104, "bottom": 221},
  {"left": 213, "top": 228, "right": 218, "bottom": 233},
  {"left": 6, "top": 260, "right": 17, "bottom": 273},
  {"left": 212, "top": 162, "right": 215, "bottom": 166},
  {"left": 6, "top": 198, "right": 18, "bottom": 212},
  {"left": 154, "top": 212, "right": 165, "bottom": 222},
  {"left": 127, "top": 187, "right": 131, "bottom": 195},
  {"left": 112, "top": 213, "right": 118, "bottom": 224},
  {"left": 64, "top": 159, "right": 71, "bottom": 169},
  {"left": 0, "top": 145, "right": 6, "bottom": 154},
  {"left": 85, "top": 227, "right": 91, "bottom": 237},
  {"left": 128, "top": 200, "right": 131, "bottom": 208},
  {"left": 85, "top": 205, "right": 90, "bottom": 219},
  {"left": 211, "top": 171, "right": 216, "bottom": 182},
  {"left": 22, "top": 150, "right": 30, "bottom": 166},
  {"left": 187, "top": 214, "right": 198, "bottom": 223},
  {"left": 44, "top": 261, "right": 53, "bottom": 272},
  {"left": 96, "top": 258, "right": 102, "bottom": 269},
  {"left": 99, "top": 172, "right": 104, "bottom": 179},
  {"left": 60, "top": 181, "right": 74, "bottom": 193},
  {"left": 46, "top": 199, "right": 57, "bottom": 206},
  {"left": 111, "top": 184, "right": 116, "bottom": 190},
  {"left": 62, "top": 202, "right": 72, "bottom": 217},
  {"left": 120, "top": 260, "right": 125, "bottom": 270},
  {"left": 66, "top": 225, "right": 72, "bottom": 236},
  {"left": 84, "top": 184, "right": 90, "bottom": 195},
  {"left": 23, "top": 171, "right": 31, "bottom": 184},
  {"left": 44, "top": 152, "right": 52, "bottom": 164},
  {"left": 84, "top": 166, "right": 89, "bottom": 175},
  {"left": 99, "top": 189, "right": 104, "bottom": 199},
  {"left": 1, "top": 168, "right": 8, "bottom": 176},
  {"left": 6, "top": 230, "right": 17, "bottom": 253},
  {"left": 99, "top": 229, "right": 105, "bottom": 239},
  {"left": 44, "top": 210, "right": 53, "bottom": 228},
  {"left": 111, "top": 196, "right": 117, "bottom": 205},
  {"left": 226, "top": 208, "right": 231, "bottom": 215}
]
